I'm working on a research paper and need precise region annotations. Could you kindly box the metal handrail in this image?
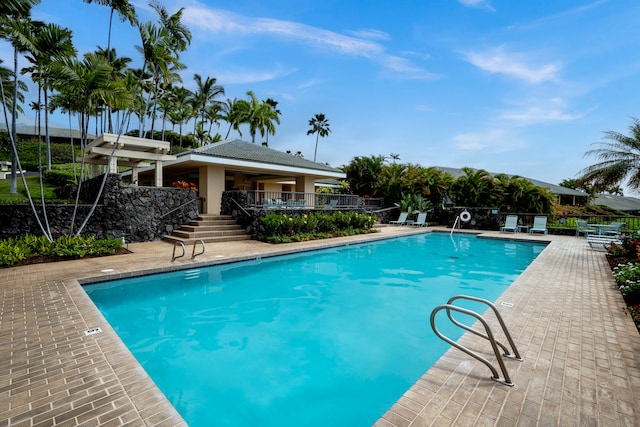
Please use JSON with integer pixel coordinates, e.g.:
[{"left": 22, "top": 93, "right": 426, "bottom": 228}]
[
  {"left": 430, "top": 296, "right": 520, "bottom": 386},
  {"left": 191, "top": 239, "right": 205, "bottom": 259},
  {"left": 446, "top": 295, "right": 522, "bottom": 360},
  {"left": 450, "top": 215, "right": 461, "bottom": 235},
  {"left": 229, "top": 197, "right": 251, "bottom": 217},
  {"left": 171, "top": 241, "right": 185, "bottom": 262},
  {"left": 160, "top": 198, "right": 198, "bottom": 218}
]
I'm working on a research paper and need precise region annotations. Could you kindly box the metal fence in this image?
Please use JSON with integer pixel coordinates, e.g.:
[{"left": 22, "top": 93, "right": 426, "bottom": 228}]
[
  {"left": 224, "top": 191, "right": 384, "bottom": 211},
  {"left": 499, "top": 213, "right": 640, "bottom": 235}
]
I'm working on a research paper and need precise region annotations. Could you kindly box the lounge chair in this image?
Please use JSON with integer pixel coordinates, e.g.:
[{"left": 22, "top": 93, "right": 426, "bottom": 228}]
[
  {"left": 410, "top": 212, "right": 428, "bottom": 227},
  {"left": 575, "top": 220, "right": 596, "bottom": 237},
  {"left": 528, "top": 216, "right": 548, "bottom": 235},
  {"left": 390, "top": 212, "right": 409, "bottom": 225},
  {"left": 500, "top": 215, "right": 518, "bottom": 233},
  {"left": 587, "top": 234, "right": 622, "bottom": 252}
]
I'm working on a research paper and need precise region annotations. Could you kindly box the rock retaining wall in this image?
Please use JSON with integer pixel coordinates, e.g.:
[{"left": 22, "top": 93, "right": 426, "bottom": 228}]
[{"left": 0, "top": 174, "right": 199, "bottom": 242}]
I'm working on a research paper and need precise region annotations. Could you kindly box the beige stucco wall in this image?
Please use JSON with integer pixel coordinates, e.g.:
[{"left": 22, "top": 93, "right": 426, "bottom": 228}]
[{"left": 199, "top": 165, "right": 225, "bottom": 214}]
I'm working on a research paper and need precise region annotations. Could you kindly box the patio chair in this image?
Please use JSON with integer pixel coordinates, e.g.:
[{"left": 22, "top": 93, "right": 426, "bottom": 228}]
[
  {"left": 324, "top": 199, "right": 338, "bottom": 210},
  {"left": 575, "top": 220, "right": 596, "bottom": 237},
  {"left": 410, "top": 212, "right": 428, "bottom": 227},
  {"left": 500, "top": 215, "right": 518, "bottom": 233},
  {"left": 528, "top": 216, "right": 548, "bottom": 235},
  {"left": 389, "top": 212, "right": 409, "bottom": 225},
  {"left": 603, "top": 221, "right": 625, "bottom": 237}
]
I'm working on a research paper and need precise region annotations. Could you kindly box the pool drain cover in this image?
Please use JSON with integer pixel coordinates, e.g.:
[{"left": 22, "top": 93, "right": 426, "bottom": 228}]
[{"left": 84, "top": 327, "right": 103, "bottom": 336}]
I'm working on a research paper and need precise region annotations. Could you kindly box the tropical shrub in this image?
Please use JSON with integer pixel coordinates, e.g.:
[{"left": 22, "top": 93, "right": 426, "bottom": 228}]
[
  {"left": 43, "top": 168, "right": 76, "bottom": 187},
  {"left": 259, "top": 211, "right": 377, "bottom": 243},
  {"left": 612, "top": 262, "right": 640, "bottom": 303},
  {"left": 627, "top": 304, "right": 640, "bottom": 329},
  {"left": 606, "top": 235, "right": 640, "bottom": 260},
  {"left": 0, "top": 235, "right": 123, "bottom": 267},
  {"left": 0, "top": 238, "right": 31, "bottom": 266}
]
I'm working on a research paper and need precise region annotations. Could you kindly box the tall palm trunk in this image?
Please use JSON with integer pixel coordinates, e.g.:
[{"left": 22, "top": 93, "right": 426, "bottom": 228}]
[{"left": 9, "top": 47, "right": 18, "bottom": 194}]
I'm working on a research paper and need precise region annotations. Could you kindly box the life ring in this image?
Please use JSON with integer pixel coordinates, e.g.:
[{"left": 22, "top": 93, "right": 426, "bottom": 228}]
[{"left": 460, "top": 210, "right": 472, "bottom": 223}]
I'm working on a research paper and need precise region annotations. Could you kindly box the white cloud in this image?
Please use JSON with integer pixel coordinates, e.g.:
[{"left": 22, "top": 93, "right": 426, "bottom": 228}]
[
  {"left": 459, "top": 0, "right": 495, "bottom": 12},
  {"left": 464, "top": 46, "right": 561, "bottom": 84},
  {"left": 214, "top": 66, "right": 295, "bottom": 85},
  {"left": 452, "top": 129, "right": 525, "bottom": 152},
  {"left": 181, "top": 3, "right": 431, "bottom": 78},
  {"left": 500, "top": 97, "right": 586, "bottom": 124},
  {"left": 347, "top": 29, "right": 391, "bottom": 41}
]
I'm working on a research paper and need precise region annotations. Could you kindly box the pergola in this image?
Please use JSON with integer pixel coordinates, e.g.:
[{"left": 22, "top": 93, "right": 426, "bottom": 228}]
[{"left": 84, "top": 133, "right": 176, "bottom": 186}]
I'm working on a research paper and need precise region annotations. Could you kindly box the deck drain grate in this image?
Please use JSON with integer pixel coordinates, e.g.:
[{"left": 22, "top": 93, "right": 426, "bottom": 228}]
[{"left": 84, "top": 327, "right": 103, "bottom": 336}]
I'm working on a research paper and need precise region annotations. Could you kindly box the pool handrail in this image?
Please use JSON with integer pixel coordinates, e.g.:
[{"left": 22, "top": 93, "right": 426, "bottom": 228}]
[
  {"left": 430, "top": 295, "right": 521, "bottom": 386},
  {"left": 172, "top": 241, "right": 186, "bottom": 262},
  {"left": 446, "top": 295, "right": 522, "bottom": 360},
  {"left": 191, "top": 240, "right": 205, "bottom": 259}
]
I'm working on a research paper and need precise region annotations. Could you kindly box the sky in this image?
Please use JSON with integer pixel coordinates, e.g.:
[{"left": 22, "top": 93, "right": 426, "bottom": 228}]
[{"left": 5, "top": 0, "right": 640, "bottom": 192}]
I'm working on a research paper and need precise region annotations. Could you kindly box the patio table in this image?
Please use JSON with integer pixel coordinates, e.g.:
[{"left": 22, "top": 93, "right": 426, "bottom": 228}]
[{"left": 588, "top": 224, "right": 609, "bottom": 235}]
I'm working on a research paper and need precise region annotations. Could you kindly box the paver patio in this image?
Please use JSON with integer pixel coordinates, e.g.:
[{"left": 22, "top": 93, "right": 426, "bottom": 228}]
[{"left": 1, "top": 227, "right": 639, "bottom": 426}]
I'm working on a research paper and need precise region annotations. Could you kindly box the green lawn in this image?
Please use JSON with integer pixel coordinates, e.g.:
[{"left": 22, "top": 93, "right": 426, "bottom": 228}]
[{"left": 0, "top": 175, "right": 58, "bottom": 203}]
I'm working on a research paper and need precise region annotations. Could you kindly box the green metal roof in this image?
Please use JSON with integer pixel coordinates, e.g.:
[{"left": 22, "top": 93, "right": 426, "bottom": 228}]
[{"left": 186, "top": 139, "right": 344, "bottom": 174}]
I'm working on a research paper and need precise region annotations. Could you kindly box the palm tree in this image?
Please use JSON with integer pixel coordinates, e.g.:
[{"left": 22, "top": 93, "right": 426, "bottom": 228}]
[
  {"left": 82, "top": 0, "right": 136, "bottom": 52},
  {"left": 0, "top": 11, "right": 39, "bottom": 195},
  {"left": 190, "top": 73, "right": 224, "bottom": 143},
  {"left": 222, "top": 97, "right": 250, "bottom": 139},
  {"left": 135, "top": 21, "right": 175, "bottom": 137},
  {"left": 0, "top": 62, "right": 26, "bottom": 116},
  {"left": 343, "top": 155, "right": 386, "bottom": 197},
  {"left": 263, "top": 98, "right": 281, "bottom": 146},
  {"left": 244, "top": 91, "right": 279, "bottom": 144},
  {"left": 450, "top": 167, "right": 496, "bottom": 207},
  {"left": 22, "top": 22, "right": 75, "bottom": 170},
  {"left": 50, "top": 53, "right": 126, "bottom": 235},
  {"left": 377, "top": 162, "right": 406, "bottom": 205},
  {"left": 1, "top": 0, "right": 40, "bottom": 15},
  {"left": 307, "top": 113, "right": 330, "bottom": 162},
  {"left": 150, "top": 0, "right": 191, "bottom": 54},
  {"left": 166, "top": 85, "right": 192, "bottom": 149},
  {"left": 579, "top": 118, "right": 640, "bottom": 192},
  {"left": 94, "top": 47, "right": 131, "bottom": 133}
]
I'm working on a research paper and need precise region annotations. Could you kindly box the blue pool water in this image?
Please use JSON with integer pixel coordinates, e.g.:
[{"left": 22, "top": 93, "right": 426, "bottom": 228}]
[{"left": 85, "top": 233, "right": 546, "bottom": 426}]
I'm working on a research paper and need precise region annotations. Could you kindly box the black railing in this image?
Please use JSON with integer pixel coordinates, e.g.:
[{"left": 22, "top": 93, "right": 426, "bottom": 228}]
[
  {"left": 498, "top": 213, "right": 640, "bottom": 235},
  {"left": 224, "top": 190, "right": 383, "bottom": 211}
]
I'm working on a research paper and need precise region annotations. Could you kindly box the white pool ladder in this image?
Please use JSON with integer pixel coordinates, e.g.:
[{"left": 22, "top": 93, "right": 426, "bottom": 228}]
[{"left": 430, "top": 295, "right": 522, "bottom": 386}]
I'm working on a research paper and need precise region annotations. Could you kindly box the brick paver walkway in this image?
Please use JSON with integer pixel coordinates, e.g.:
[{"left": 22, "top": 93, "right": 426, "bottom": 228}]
[{"left": 1, "top": 227, "right": 639, "bottom": 426}]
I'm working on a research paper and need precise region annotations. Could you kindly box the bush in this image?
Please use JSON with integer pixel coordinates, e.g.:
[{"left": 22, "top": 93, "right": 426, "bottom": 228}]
[
  {"left": 0, "top": 234, "right": 123, "bottom": 267},
  {"left": 627, "top": 304, "right": 640, "bottom": 329},
  {"left": 606, "top": 235, "right": 640, "bottom": 260},
  {"left": 0, "top": 238, "right": 31, "bottom": 266},
  {"left": 43, "top": 168, "right": 76, "bottom": 186},
  {"left": 258, "top": 211, "right": 377, "bottom": 243},
  {"left": 612, "top": 262, "right": 640, "bottom": 302}
]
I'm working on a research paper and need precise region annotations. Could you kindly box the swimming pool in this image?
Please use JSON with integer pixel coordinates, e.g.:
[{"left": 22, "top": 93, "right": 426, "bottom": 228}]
[{"left": 84, "top": 233, "right": 546, "bottom": 426}]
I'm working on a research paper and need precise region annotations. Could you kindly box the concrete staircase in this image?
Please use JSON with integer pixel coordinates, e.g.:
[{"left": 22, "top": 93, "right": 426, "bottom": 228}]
[{"left": 164, "top": 214, "right": 251, "bottom": 245}]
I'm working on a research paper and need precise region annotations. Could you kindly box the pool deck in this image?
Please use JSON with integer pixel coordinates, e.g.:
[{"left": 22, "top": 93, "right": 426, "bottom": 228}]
[{"left": 1, "top": 227, "right": 639, "bottom": 426}]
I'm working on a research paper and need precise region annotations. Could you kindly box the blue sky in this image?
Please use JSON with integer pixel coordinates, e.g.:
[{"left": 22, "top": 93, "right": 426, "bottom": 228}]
[{"left": 8, "top": 0, "right": 640, "bottom": 191}]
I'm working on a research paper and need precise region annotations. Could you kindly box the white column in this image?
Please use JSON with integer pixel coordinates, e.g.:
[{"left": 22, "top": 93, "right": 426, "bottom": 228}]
[{"left": 154, "top": 161, "right": 163, "bottom": 186}]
